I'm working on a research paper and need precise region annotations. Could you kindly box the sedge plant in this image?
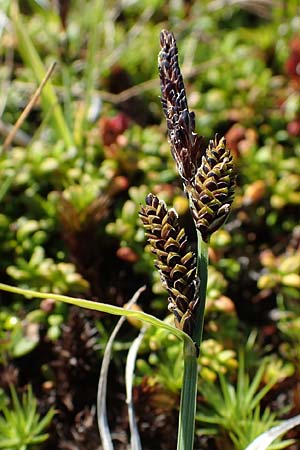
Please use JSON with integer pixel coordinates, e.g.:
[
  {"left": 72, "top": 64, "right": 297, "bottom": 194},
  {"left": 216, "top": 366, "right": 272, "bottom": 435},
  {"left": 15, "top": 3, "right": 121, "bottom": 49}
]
[
  {"left": 139, "top": 30, "right": 235, "bottom": 450},
  {"left": 0, "top": 30, "right": 236, "bottom": 450}
]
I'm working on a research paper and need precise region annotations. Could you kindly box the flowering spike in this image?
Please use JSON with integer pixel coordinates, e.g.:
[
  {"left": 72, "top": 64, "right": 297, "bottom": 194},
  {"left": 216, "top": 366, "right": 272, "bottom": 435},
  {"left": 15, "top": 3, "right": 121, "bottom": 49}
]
[
  {"left": 158, "top": 29, "right": 204, "bottom": 182},
  {"left": 159, "top": 29, "right": 235, "bottom": 242},
  {"left": 186, "top": 135, "right": 235, "bottom": 242},
  {"left": 140, "top": 194, "right": 199, "bottom": 336}
]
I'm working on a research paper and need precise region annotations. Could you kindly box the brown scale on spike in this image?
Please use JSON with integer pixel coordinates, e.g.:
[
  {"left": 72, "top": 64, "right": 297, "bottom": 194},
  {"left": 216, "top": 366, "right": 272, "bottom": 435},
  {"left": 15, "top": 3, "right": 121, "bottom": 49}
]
[{"left": 140, "top": 193, "right": 200, "bottom": 336}]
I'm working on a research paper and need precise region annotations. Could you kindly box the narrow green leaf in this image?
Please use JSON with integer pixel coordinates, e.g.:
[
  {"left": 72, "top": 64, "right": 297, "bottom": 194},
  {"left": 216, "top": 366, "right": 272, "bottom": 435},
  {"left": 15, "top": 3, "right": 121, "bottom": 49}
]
[
  {"left": 237, "top": 355, "right": 246, "bottom": 406},
  {"left": 25, "top": 433, "right": 50, "bottom": 444},
  {"left": 0, "top": 439, "right": 21, "bottom": 448},
  {"left": 219, "top": 374, "right": 235, "bottom": 411},
  {"left": 23, "top": 387, "right": 37, "bottom": 434},
  {"left": 32, "top": 408, "right": 56, "bottom": 436},
  {"left": 0, "top": 283, "right": 188, "bottom": 342},
  {"left": 244, "top": 364, "right": 265, "bottom": 409}
]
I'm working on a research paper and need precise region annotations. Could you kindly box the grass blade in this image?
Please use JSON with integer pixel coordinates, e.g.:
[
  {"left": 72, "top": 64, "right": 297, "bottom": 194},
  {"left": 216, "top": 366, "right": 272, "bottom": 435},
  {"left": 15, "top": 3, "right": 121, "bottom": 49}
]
[
  {"left": 0, "top": 282, "right": 188, "bottom": 341},
  {"left": 97, "top": 315, "right": 124, "bottom": 450},
  {"left": 125, "top": 326, "right": 147, "bottom": 450},
  {"left": 97, "top": 286, "right": 145, "bottom": 450}
]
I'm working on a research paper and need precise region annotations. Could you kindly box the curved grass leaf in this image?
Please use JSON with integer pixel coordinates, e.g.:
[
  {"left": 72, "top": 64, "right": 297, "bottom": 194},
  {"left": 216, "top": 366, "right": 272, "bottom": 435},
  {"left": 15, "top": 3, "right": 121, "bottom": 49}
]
[
  {"left": 0, "top": 282, "right": 189, "bottom": 343},
  {"left": 125, "top": 326, "right": 147, "bottom": 450},
  {"left": 97, "top": 286, "right": 145, "bottom": 450}
]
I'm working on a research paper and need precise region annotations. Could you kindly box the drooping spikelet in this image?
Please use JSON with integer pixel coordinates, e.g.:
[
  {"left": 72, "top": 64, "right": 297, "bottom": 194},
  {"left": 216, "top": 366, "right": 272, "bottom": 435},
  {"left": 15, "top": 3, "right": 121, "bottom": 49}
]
[
  {"left": 139, "top": 193, "right": 199, "bottom": 337},
  {"left": 186, "top": 135, "right": 235, "bottom": 242},
  {"left": 158, "top": 29, "right": 204, "bottom": 182}
]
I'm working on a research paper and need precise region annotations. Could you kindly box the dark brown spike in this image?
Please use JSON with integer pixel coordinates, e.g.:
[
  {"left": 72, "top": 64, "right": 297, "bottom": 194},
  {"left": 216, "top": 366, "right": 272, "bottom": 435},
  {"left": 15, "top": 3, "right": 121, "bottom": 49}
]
[
  {"left": 186, "top": 136, "right": 235, "bottom": 242},
  {"left": 140, "top": 194, "right": 199, "bottom": 337},
  {"left": 158, "top": 30, "right": 205, "bottom": 182}
]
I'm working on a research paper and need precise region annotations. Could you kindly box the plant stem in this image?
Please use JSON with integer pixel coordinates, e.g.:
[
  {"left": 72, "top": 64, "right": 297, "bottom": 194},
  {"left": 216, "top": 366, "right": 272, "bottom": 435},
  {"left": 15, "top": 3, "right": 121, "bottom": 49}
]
[
  {"left": 193, "top": 232, "right": 209, "bottom": 347},
  {"left": 177, "top": 338, "right": 198, "bottom": 450},
  {"left": 176, "top": 230, "right": 209, "bottom": 450}
]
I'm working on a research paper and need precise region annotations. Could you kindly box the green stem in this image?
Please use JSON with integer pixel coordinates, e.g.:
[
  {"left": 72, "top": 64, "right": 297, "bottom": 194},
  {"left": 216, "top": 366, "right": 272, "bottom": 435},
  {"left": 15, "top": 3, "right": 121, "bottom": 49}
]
[
  {"left": 177, "top": 338, "right": 198, "bottom": 450},
  {"left": 176, "top": 230, "right": 209, "bottom": 450},
  {"left": 193, "top": 232, "right": 209, "bottom": 347},
  {"left": 177, "top": 231, "right": 208, "bottom": 450}
]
